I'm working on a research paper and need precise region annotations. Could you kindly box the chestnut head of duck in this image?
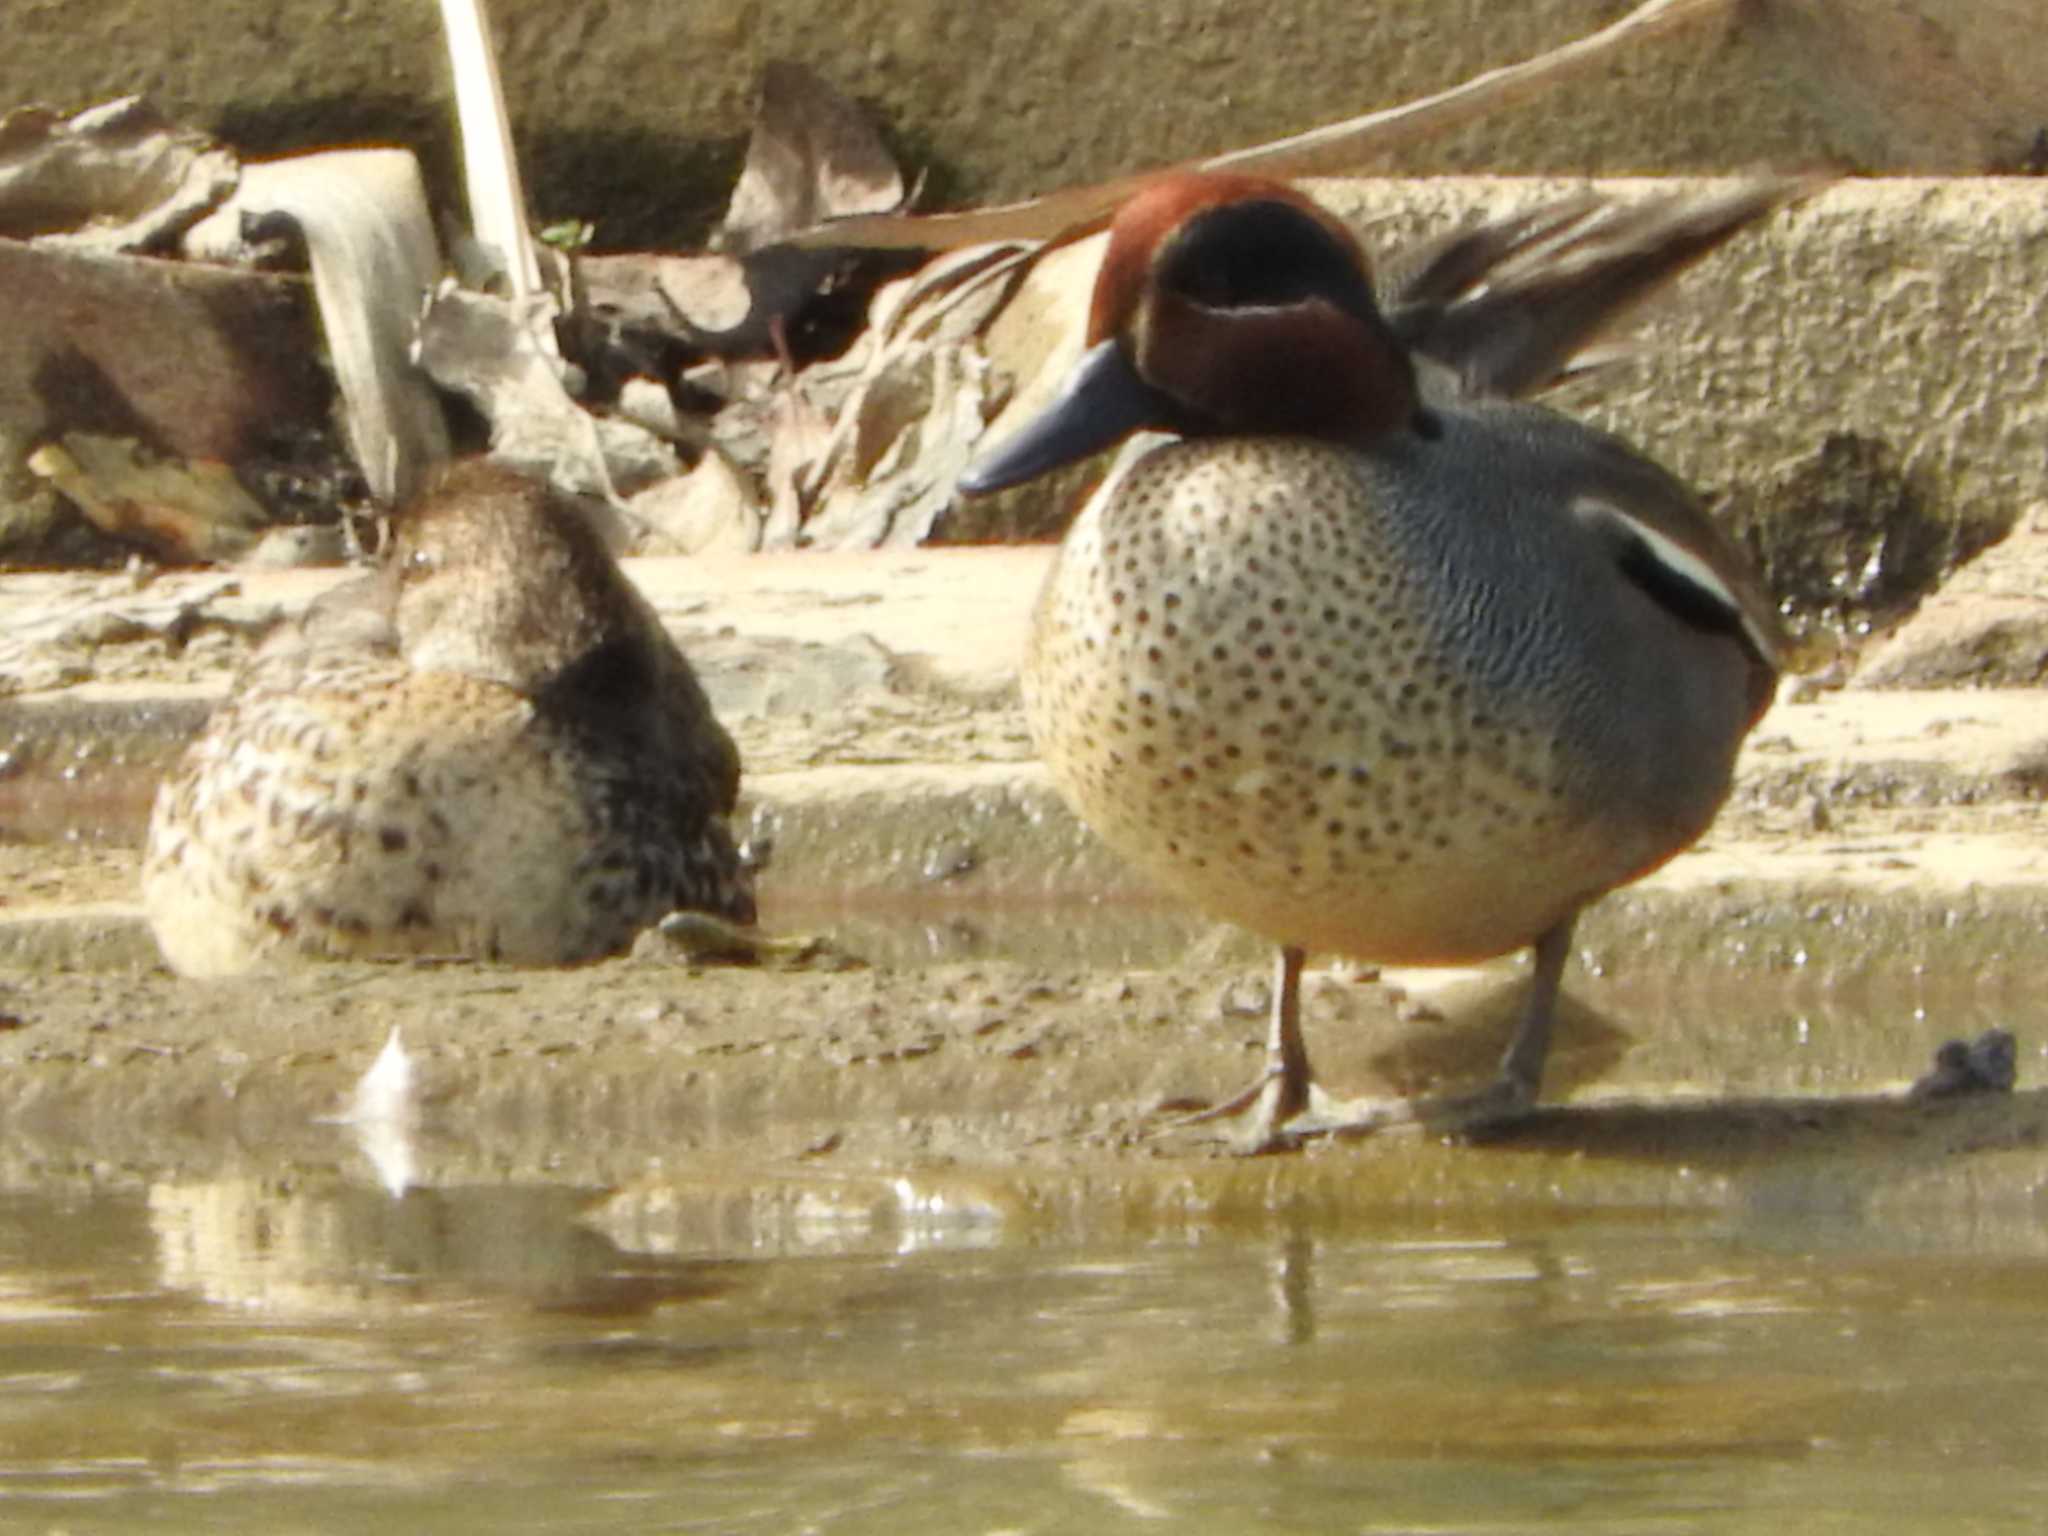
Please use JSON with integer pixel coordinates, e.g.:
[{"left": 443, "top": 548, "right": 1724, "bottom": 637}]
[{"left": 960, "top": 173, "right": 1423, "bottom": 494}]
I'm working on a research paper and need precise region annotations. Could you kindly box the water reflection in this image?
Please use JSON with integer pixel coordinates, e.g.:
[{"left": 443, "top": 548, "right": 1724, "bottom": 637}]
[
  {"left": 144, "top": 1177, "right": 736, "bottom": 1318},
  {"left": 6, "top": 1162, "right": 2048, "bottom": 1532}
]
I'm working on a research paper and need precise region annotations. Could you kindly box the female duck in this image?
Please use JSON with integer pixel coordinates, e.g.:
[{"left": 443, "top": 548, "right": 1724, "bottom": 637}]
[
  {"left": 144, "top": 460, "right": 754, "bottom": 977},
  {"left": 961, "top": 173, "right": 1788, "bottom": 1146}
]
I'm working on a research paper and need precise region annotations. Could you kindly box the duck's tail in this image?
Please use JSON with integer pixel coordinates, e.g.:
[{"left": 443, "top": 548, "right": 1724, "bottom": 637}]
[{"left": 1387, "top": 175, "right": 1827, "bottom": 400}]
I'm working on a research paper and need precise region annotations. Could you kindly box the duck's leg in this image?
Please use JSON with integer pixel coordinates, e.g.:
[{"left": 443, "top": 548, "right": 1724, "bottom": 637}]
[
  {"left": 1469, "top": 913, "right": 1574, "bottom": 1125},
  {"left": 1167, "top": 944, "right": 1314, "bottom": 1152},
  {"left": 1245, "top": 944, "right": 1315, "bottom": 1148},
  {"left": 1167, "top": 916, "right": 1577, "bottom": 1150},
  {"left": 1280, "top": 914, "right": 1579, "bottom": 1144}
]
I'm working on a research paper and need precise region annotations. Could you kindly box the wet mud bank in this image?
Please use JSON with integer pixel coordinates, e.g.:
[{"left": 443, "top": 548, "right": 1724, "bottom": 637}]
[
  {"left": 4, "top": 934, "right": 2046, "bottom": 1237},
  {"left": 1, "top": 551, "right": 2045, "bottom": 1217}
]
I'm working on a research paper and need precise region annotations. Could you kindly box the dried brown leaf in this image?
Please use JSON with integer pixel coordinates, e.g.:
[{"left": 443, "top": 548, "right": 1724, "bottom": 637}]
[
  {"left": 27, "top": 434, "right": 267, "bottom": 563},
  {"left": 416, "top": 281, "right": 677, "bottom": 527},
  {"left": 652, "top": 255, "right": 754, "bottom": 334},
  {"left": 0, "top": 96, "right": 236, "bottom": 253},
  {"left": 629, "top": 449, "right": 763, "bottom": 556},
  {"left": 719, "top": 61, "right": 905, "bottom": 256}
]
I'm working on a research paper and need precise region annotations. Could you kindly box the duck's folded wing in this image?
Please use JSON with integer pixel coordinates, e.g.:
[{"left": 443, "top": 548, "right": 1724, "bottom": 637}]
[{"left": 1559, "top": 428, "right": 1785, "bottom": 723}]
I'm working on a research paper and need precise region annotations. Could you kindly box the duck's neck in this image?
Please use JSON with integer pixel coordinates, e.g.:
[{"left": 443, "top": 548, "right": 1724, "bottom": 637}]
[{"left": 1132, "top": 293, "right": 1420, "bottom": 446}]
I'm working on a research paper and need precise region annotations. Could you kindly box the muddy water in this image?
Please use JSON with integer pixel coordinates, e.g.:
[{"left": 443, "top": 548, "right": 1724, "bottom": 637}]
[
  {"left": 3, "top": 932, "right": 2047, "bottom": 1534},
  {"left": 6, "top": 1170, "right": 2048, "bottom": 1533}
]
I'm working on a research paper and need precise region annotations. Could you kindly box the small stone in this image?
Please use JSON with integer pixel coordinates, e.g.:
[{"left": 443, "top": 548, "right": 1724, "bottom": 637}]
[
  {"left": 1218, "top": 976, "right": 1270, "bottom": 1019},
  {"left": 920, "top": 837, "right": 979, "bottom": 882},
  {"left": 1908, "top": 1028, "right": 2019, "bottom": 1100}
]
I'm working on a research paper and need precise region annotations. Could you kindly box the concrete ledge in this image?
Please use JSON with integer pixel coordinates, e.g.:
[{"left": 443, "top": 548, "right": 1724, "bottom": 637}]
[
  {"left": 3, "top": 545, "right": 2045, "bottom": 981},
  {"left": 4, "top": 2, "right": 2041, "bottom": 248}
]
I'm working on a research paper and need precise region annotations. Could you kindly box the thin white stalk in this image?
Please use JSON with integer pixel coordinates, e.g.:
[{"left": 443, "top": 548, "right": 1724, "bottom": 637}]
[
  {"left": 438, "top": 0, "right": 541, "bottom": 300},
  {"left": 790, "top": 0, "right": 1737, "bottom": 250}
]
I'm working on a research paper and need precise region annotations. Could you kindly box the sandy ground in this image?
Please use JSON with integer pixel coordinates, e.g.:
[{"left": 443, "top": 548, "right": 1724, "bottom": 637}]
[{"left": 2, "top": 550, "right": 2046, "bottom": 1210}]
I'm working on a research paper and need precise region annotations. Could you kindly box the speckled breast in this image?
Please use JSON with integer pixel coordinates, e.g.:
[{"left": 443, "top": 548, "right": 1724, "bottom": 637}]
[{"left": 1021, "top": 436, "right": 1705, "bottom": 965}]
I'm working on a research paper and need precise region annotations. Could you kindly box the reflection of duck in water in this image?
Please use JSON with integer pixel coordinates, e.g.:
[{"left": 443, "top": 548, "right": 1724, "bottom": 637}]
[
  {"left": 144, "top": 461, "right": 755, "bottom": 978},
  {"left": 961, "top": 174, "right": 1791, "bottom": 1146}
]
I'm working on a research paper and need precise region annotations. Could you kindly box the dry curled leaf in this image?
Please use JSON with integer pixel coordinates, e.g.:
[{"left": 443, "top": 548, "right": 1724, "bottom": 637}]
[
  {"left": 717, "top": 60, "right": 906, "bottom": 256},
  {"left": 771, "top": 241, "right": 1039, "bottom": 549},
  {"left": 28, "top": 434, "right": 267, "bottom": 563},
  {"left": 416, "top": 280, "right": 674, "bottom": 533},
  {"left": 0, "top": 96, "right": 236, "bottom": 253}
]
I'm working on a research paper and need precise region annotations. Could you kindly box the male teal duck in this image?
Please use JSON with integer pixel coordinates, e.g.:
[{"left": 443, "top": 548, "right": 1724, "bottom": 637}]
[
  {"left": 960, "top": 173, "right": 1792, "bottom": 1146},
  {"left": 143, "top": 460, "right": 754, "bottom": 977}
]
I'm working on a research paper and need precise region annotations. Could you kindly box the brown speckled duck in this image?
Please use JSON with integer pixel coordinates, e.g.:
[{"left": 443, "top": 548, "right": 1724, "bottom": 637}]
[
  {"left": 960, "top": 173, "right": 1794, "bottom": 1146},
  {"left": 143, "top": 461, "right": 754, "bottom": 977}
]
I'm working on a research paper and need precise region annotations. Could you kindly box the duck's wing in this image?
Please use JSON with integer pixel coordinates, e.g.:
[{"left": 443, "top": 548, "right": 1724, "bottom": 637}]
[
  {"left": 1552, "top": 419, "right": 1785, "bottom": 721},
  {"left": 1387, "top": 178, "right": 1819, "bottom": 401}
]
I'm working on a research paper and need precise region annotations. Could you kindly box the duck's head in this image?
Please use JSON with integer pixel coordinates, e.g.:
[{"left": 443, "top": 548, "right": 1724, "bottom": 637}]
[
  {"left": 387, "top": 461, "right": 666, "bottom": 694},
  {"left": 960, "top": 172, "right": 1420, "bottom": 495}
]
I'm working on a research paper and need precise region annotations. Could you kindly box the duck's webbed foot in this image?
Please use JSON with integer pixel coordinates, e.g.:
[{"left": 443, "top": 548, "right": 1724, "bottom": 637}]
[{"left": 1275, "top": 1070, "right": 1539, "bottom": 1146}]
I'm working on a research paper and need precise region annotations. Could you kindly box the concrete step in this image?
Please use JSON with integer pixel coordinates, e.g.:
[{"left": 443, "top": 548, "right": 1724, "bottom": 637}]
[{"left": 3, "top": 550, "right": 2046, "bottom": 976}]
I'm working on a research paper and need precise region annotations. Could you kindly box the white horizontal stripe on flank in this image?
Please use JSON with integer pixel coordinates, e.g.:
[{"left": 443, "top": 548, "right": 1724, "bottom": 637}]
[{"left": 1570, "top": 496, "right": 1772, "bottom": 660}]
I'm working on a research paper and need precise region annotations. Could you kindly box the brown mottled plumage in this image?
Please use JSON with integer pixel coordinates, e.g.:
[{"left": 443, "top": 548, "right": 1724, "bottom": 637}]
[
  {"left": 143, "top": 461, "right": 753, "bottom": 977},
  {"left": 961, "top": 173, "right": 1796, "bottom": 1145}
]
